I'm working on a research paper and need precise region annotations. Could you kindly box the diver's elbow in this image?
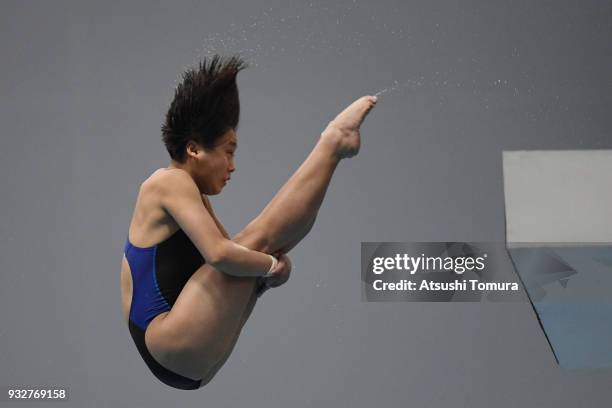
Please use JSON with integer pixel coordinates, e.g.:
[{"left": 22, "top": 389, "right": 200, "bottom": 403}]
[{"left": 207, "top": 241, "right": 230, "bottom": 269}]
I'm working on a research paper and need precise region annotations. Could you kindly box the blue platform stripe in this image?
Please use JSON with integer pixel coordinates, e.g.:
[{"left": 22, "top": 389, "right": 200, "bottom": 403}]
[
  {"left": 509, "top": 246, "right": 612, "bottom": 368},
  {"left": 535, "top": 303, "right": 612, "bottom": 368}
]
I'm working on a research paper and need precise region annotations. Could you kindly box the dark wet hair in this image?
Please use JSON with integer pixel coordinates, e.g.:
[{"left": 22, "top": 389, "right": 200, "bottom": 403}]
[{"left": 161, "top": 55, "right": 247, "bottom": 162}]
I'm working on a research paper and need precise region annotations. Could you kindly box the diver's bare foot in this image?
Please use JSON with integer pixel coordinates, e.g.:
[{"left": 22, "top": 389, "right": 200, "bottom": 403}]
[{"left": 321, "top": 96, "right": 377, "bottom": 159}]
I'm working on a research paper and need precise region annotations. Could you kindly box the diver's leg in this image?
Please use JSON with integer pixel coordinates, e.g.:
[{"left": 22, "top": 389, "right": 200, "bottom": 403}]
[
  {"left": 234, "top": 95, "right": 377, "bottom": 255},
  {"left": 201, "top": 96, "right": 379, "bottom": 379},
  {"left": 197, "top": 112, "right": 371, "bottom": 380},
  {"left": 232, "top": 138, "right": 339, "bottom": 255}
]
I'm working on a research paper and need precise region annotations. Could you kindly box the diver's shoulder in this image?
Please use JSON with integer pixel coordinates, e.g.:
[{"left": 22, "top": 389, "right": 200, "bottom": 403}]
[{"left": 142, "top": 167, "right": 196, "bottom": 196}]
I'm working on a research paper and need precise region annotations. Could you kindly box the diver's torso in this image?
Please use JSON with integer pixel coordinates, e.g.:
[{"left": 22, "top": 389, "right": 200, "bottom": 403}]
[{"left": 120, "top": 168, "right": 206, "bottom": 323}]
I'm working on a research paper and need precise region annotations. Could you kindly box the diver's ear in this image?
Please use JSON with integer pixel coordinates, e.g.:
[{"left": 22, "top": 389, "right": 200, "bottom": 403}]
[{"left": 185, "top": 140, "right": 204, "bottom": 160}]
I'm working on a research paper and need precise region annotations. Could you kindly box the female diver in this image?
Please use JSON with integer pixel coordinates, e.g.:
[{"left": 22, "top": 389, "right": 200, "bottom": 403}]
[{"left": 120, "top": 55, "right": 377, "bottom": 389}]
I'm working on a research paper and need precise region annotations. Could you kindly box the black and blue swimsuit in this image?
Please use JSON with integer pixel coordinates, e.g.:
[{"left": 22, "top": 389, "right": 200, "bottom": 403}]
[{"left": 124, "top": 229, "right": 204, "bottom": 390}]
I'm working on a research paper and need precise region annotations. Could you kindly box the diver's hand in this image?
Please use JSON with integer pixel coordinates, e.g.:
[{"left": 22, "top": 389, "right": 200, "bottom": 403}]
[
  {"left": 256, "top": 254, "right": 292, "bottom": 298},
  {"left": 266, "top": 253, "right": 292, "bottom": 288}
]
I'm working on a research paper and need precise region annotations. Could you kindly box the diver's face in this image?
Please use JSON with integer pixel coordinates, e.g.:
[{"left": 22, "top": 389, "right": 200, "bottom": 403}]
[{"left": 191, "top": 129, "right": 237, "bottom": 195}]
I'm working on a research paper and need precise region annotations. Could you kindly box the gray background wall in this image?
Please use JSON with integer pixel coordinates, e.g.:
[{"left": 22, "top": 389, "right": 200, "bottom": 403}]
[{"left": 1, "top": 0, "right": 611, "bottom": 406}]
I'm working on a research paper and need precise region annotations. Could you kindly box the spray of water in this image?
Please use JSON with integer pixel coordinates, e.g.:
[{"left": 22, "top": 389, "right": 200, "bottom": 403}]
[
  {"left": 182, "top": 3, "right": 512, "bottom": 101},
  {"left": 373, "top": 79, "right": 424, "bottom": 97}
]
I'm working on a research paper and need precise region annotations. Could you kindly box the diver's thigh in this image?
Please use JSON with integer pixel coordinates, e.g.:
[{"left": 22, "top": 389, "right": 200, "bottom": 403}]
[
  {"left": 147, "top": 263, "right": 256, "bottom": 378},
  {"left": 172, "top": 264, "right": 255, "bottom": 347}
]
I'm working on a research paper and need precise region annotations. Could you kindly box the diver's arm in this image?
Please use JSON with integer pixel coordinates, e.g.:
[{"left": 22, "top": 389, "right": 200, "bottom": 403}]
[
  {"left": 203, "top": 193, "right": 293, "bottom": 286},
  {"left": 159, "top": 170, "right": 276, "bottom": 277},
  {"left": 201, "top": 194, "right": 230, "bottom": 239}
]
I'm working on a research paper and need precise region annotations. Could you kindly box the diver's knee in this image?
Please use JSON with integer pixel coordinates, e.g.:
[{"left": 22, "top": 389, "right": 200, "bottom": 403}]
[{"left": 234, "top": 221, "right": 273, "bottom": 253}]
